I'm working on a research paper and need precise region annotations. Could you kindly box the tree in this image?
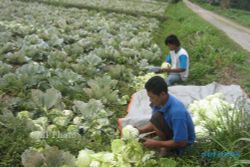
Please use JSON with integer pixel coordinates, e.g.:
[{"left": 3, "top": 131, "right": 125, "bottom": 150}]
[
  {"left": 230, "top": 0, "right": 250, "bottom": 10},
  {"left": 220, "top": 0, "right": 230, "bottom": 9},
  {"left": 170, "top": 0, "right": 182, "bottom": 4},
  {"left": 202, "top": 0, "right": 250, "bottom": 10}
]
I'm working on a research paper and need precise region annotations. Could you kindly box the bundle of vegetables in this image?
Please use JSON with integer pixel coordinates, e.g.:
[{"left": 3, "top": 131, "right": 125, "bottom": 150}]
[
  {"left": 22, "top": 125, "right": 177, "bottom": 167},
  {"left": 75, "top": 125, "right": 155, "bottom": 167},
  {"left": 132, "top": 62, "right": 170, "bottom": 91},
  {"left": 188, "top": 93, "right": 233, "bottom": 137}
]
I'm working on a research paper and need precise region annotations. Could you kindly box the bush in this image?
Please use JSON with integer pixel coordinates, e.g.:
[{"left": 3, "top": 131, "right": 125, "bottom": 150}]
[
  {"left": 0, "top": 112, "right": 34, "bottom": 166},
  {"left": 170, "top": 0, "right": 182, "bottom": 3}
]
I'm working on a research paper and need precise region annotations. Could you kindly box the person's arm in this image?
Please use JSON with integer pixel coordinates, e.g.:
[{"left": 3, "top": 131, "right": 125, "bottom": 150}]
[
  {"left": 160, "top": 68, "right": 184, "bottom": 73},
  {"left": 144, "top": 139, "right": 187, "bottom": 148},
  {"left": 157, "top": 55, "right": 187, "bottom": 74},
  {"left": 144, "top": 118, "right": 189, "bottom": 149},
  {"left": 137, "top": 123, "right": 154, "bottom": 134}
]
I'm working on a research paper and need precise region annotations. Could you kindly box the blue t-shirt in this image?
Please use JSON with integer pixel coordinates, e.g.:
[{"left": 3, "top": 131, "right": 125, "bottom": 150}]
[
  {"left": 151, "top": 94, "right": 196, "bottom": 146},
  {"left": 166, "top": 54, "right": 188, "bottom": 70}
]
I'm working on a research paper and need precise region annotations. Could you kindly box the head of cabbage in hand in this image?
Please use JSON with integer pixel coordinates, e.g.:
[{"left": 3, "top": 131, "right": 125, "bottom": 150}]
[
  {"left": 161, "top": 62, "right": 171, "bottom": 69},
  {"left": 122, "top": 125, "right": 139, "bottom": 140}
]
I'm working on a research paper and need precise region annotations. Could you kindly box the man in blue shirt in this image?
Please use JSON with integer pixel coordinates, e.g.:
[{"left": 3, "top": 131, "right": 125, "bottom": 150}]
[
  {"left": 138, "top": 76, "right": 195, "bottom": 156},
  {"left": 157, "top": 35, "right": 189, "bottom": 86}
]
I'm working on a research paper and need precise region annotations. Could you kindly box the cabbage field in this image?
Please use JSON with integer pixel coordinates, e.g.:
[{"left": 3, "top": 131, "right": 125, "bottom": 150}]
[
  {"left": 0, "top": 0, "right": 250, "bottom": 166},
  {"left": 0, "top": 0, "right": 168, "bottom": 166}
]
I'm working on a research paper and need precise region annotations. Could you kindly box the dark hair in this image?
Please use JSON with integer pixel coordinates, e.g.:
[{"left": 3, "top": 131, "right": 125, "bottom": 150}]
[
  {"left": 145, "top": 76, "right": 168, "bottom": 96},
  {"left": 165, "top": 34, "right": 181, "bottom": 47}
]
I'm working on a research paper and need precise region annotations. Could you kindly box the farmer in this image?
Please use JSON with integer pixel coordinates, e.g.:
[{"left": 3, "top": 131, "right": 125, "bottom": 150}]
[
  {"left": 137, "top": 76, "right": 195, "bottom": 156},
  {"left": 156, "top": 34, "right": 189, "bottom": 86}
]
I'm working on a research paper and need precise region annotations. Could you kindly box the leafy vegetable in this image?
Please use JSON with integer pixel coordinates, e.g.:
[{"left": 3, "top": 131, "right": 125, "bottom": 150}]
[
  {"left": 122, "top": 125, "right": 139, "bottom": 140},
  {"left": 83, "top": 76, "right": 119, "bottom": 104},
  {"left": 22, "top": 146, "right": 76, "bottom": 167},
  {"left": 132, "top": 72, "right": 166, "bottom": 91},
  {"left": 188, "top": 93, "right": 233, "bottom": 137},
  {"left": 31, "top": 88, "right": 62, "bottom": 112}
]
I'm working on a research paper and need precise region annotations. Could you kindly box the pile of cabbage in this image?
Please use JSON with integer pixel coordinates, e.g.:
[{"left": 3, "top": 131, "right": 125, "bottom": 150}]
[
  {"left": 75, "top": 125, "right": 154, "bottom": 167},
  {"left": 22, "top": 125, "right": 177, "bottom": 167},
  {"left": 132, "top": 62, "right": 170, "bottom": 91},
  {"left": 188, "top": 93, "right": 234, "bottom": 137}
]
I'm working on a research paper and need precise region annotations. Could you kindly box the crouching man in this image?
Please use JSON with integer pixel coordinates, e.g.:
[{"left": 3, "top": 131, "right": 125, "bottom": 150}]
[{"left": 138, "top": 76, "right": 195, "bottom": 156}]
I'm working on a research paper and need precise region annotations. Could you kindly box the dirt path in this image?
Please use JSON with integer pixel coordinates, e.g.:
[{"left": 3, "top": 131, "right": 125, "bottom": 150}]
[{"left": 183, "top": 0, "right": 250, "bottom": 53}]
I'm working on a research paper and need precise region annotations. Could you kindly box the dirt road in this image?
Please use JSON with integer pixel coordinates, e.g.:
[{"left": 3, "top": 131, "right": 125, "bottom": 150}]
[{"left": 184, "top": 0, "right": 250, "bottom": 52}]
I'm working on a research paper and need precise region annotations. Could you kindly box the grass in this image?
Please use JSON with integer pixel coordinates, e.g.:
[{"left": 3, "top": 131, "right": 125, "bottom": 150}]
[
  {"left": 190, "top": 0, "right": 250, "bottom": 28},
  {"left": 167, "top": 95, "right": 250, "bottom": 166},
  {"left": 201, "top": 103, "right": 250, "bottom": 167},
  {"left": 0, "top": 114, "right": 34, "bottom": 167},
  {"left": 153, "top": 1, "right": 250, "bottom": 94}
]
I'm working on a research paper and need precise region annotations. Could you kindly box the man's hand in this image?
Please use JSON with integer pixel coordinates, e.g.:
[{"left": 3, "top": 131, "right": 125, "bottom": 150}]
[
  {"left": 134, "top": 126, "right": 142, "bottom": 134},
  {"left": 155, "top": 68, "right": 170, "bottom": 74},
  {"left": 143, "top": 139, "right": 161, "bottom": 148},
  {"left": 136, "top": 123, "right": 154, "bottom": 134},
  {"left": 155, "top": 69, "right": 163, "bottom": 74},
  {"left": 144, "top": 138, "right": 188, "bottom": 149}
]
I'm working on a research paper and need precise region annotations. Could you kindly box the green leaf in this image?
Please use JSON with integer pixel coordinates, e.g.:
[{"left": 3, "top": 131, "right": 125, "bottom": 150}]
[
  {"left": 43, "top": 88, "right": 62, "bottom": 110},
  {"left": 21, "top": 149, "right": 45, "bottom": 167},
  {"left": 111, "top": 139, "right": 125, "bottom": 154},
  {"left": 159, "top": 158, "right": 177, "bottom": 167},
  {"left": 43, "top": 146, "right": 75, "bottom": 167},
  {"left": 31, "top": 88, "right": 62, "bottom": 111},
  {"left": 73, "top": 99, "right": 105, "bottom": 119}
]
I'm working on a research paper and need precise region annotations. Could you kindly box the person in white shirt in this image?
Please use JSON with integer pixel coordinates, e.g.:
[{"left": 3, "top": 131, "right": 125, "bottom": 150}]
[{"left": 157, "top": 35, "right": 189, "bottom": 86}]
